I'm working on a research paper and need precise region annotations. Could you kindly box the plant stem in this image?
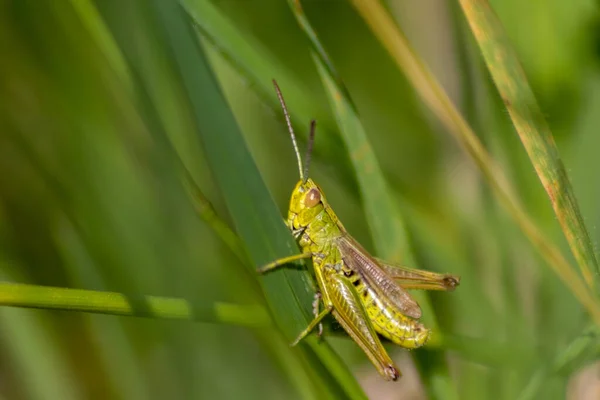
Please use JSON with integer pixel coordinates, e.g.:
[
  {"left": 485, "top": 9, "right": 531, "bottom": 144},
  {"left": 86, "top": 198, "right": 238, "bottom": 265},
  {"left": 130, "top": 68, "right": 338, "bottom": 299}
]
[{"left": 0, "top": 282, "right": 270, "bottom": 328}]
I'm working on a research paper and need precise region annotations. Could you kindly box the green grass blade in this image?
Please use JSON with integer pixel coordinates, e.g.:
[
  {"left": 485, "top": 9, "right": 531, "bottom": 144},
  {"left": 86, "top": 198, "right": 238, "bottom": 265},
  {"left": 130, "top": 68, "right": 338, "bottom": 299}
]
[
  {"left": 160, "top": 0, "right": 306, "bottom": 345},
  {"left": 458, "top": 0, "right": 600, "bottom": 291},
  {"left": 347, "top": 0, "right": 600, "bottom": 325},
  {"left": 183, "top": 172, "right": 248, "bottom": 265},
  {"left": 150, "top": 1, "right": 366, "bottom": 398},
  {"left": 67, "top": 0, "right": 130, "bottom": 88},
  {"left": 0, "top": 282, "right": 269, "bottom": 327},
  {"left": 181, "top": 0, "right": 300, "bottom": 102},
  {"left": 126, "top": 43, "right": 332, "bottom": 398}
]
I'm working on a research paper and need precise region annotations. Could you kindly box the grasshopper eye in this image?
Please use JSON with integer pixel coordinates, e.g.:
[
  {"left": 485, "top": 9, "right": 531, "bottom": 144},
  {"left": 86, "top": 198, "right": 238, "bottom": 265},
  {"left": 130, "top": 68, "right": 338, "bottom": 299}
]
[{"left": 305, "top": 188, "right": 321, "bottom": 208}]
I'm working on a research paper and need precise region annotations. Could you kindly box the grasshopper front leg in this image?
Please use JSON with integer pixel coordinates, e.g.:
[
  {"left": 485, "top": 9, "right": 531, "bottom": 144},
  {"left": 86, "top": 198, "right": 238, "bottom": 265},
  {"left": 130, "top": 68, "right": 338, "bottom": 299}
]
[{"left": 257, "top": 253, "right": 313, "bottom": 274}]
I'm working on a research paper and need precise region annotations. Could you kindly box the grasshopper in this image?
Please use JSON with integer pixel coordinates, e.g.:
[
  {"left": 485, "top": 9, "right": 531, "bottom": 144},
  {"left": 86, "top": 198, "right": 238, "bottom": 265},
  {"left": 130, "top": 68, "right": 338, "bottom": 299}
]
[{"left": 258, "top": 80, "right": 460, "bottom": 381}]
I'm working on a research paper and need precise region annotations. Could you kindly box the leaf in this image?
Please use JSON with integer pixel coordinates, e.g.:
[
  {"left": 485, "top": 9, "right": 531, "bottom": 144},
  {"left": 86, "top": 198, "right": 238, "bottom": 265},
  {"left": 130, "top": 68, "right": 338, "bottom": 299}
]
[
  {"left": 347, "top": 0, "right": 600, "bottom": 325},
  {"left": 149, "top": 1, "right": 367, "bottom": 398},
  {"left": 0, "top": 282, "right": 270, "bottom": 327},
  {"left": 458, "top": 0, "right": 600, "bottom": 291}
]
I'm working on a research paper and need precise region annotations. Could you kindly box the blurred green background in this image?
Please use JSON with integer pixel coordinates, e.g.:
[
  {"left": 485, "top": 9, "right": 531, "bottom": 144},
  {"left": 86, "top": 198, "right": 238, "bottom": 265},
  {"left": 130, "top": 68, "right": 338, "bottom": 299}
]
[{"left": 1, "top": 0, "right": 600, "bottom": 399}]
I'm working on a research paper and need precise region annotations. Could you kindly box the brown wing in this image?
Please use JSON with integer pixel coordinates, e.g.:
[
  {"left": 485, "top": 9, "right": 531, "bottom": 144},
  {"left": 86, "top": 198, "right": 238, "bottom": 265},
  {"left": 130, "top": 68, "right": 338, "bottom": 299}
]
[
  {"left": 335, "top": 234, "right": 422, "bottom": 319},
  {"left": 374, "top": 258, "right": 460, "bottom": 291}
]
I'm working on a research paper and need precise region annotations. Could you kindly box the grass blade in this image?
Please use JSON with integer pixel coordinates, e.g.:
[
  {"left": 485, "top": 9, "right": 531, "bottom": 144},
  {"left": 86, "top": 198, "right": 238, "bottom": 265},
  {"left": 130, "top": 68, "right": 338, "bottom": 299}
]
[
  {"left": 183, "top": 172, "right": 247, "bottom": 264},
  {"left": 458, "top": 0, "right": 600, "bottom": 291},
  {"left": 0, "top": 282, "right": 270, "bottom": 327},
  {"left": 150, "top": 1, "right": 367, "bottom": 397},
  {"left": 347, "top": 0, "right": 600, "bottom": 324}
]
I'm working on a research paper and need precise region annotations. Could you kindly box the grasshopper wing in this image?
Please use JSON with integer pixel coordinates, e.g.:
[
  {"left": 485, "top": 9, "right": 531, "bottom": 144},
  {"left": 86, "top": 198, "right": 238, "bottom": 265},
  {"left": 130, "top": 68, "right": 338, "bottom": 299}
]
[
  {"left": 374, "top": 258, "right": 460, "bottom": 291},
  {"left": 336, "top": 234, "right": 422, "bottom": 319}
]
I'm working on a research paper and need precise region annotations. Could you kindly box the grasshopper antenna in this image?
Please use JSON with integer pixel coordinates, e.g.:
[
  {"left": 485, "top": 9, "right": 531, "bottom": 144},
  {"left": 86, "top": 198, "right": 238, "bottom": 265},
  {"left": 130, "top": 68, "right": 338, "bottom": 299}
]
[
  {"left": 303, "top": 120, "right": 316, "bottom": 182},
  {"left": 273, "top": 80, "right": 304, "bottom": 181}
]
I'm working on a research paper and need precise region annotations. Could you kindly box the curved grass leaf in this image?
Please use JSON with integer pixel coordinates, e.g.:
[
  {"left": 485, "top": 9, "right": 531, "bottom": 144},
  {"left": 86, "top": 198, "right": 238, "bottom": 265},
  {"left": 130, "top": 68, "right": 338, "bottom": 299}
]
[
  {"left": 183, "top": 171, "right": 248, "bottom": 265},
  {"left": 151, "top": 1, "right": 366, "bottom": 398},
  {"left": 67, "top": 0, "right": 131, "bottom": 90},
  {"left": 347, "top": 0, "right": 600, "bottom": 325},
  {"left": 458, "top": 0, "right": 600, "bottom": 291},
  {"left": 0, "top": 282, "right": 270, "bottom": 327},
  {"left": 79, "top": 2, "right": 361, "bottom": 396}
]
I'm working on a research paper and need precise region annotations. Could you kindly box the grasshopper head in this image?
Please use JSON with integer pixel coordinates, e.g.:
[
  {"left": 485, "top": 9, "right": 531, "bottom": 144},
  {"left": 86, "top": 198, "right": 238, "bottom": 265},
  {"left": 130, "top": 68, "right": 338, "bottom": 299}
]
[{"left": 287, "top": 178, "right": 327, "bottom": 230}]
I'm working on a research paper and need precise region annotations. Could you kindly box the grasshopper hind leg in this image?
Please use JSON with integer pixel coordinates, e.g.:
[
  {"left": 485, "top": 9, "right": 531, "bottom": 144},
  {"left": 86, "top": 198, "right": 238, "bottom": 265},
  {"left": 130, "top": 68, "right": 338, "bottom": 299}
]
[
  {"left": 257, "top": 252, "right": 312, "bottom": 274},
  {"left": 327, "top": 272, "right": 402, "bottom": 381}
]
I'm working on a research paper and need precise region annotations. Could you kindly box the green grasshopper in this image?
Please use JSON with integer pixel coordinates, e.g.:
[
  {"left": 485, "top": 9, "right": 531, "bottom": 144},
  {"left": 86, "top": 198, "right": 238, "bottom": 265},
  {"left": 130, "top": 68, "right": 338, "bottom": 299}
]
[{"left": 259, "top": 80, "right": 460, "bottom": 381}]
